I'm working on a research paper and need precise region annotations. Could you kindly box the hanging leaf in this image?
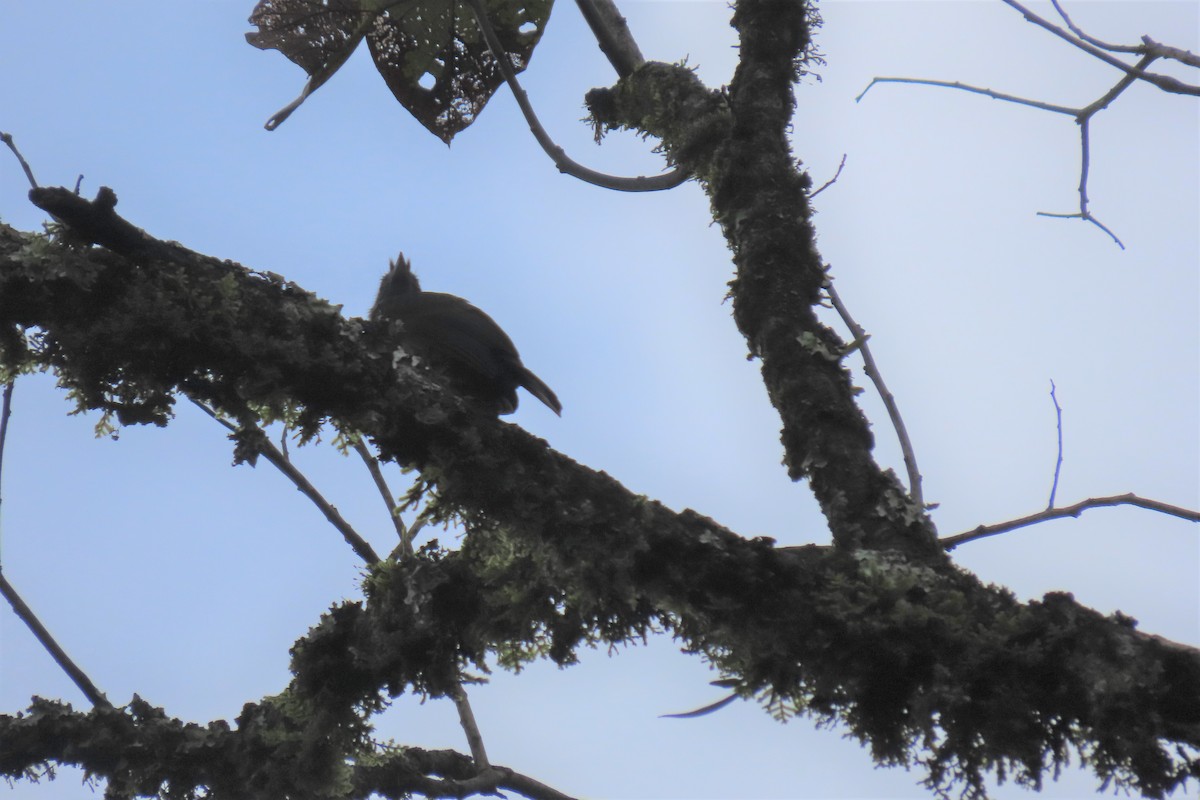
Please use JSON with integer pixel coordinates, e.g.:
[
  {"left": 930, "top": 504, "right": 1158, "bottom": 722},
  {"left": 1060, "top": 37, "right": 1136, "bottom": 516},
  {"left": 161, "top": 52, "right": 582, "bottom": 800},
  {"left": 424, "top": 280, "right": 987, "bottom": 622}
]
[{"left": 247, "top": 0, "right": 553, "bottom": 141}]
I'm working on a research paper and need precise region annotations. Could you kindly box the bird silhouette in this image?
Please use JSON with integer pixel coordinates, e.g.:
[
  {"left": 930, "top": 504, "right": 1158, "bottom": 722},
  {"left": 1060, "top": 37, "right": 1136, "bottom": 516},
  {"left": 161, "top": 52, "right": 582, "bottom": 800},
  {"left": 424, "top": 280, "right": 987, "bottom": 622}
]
[{"left": 369, "top": 253, "right": 561, "bottom": 416}]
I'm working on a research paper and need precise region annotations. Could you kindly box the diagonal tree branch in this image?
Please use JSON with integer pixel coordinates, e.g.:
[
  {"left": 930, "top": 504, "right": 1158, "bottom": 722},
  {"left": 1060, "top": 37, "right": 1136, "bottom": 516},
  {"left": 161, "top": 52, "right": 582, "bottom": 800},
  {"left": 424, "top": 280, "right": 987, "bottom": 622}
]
[
  {"left": 1, "top": 378, "right": 112, "bottom": 710},
  {"left": 0, "top": 571, "right": 112, "bottom": 710},
  {"left": 1001, "top": 0, "right": 1200, "bottom": 95},
  {"left": 190, "top": 398, "right": 382, "bottom": 565},
  {"left": 942, "top": 493, "right": 1200, "bottom": 549}
]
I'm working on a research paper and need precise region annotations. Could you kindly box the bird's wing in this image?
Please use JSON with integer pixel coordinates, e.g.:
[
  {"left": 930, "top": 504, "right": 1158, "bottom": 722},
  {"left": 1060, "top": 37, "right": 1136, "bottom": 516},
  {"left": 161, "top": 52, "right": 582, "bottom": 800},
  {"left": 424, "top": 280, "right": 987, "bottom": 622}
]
[{"left": 400, "top": 292, "right": 521, "bottom": 381}]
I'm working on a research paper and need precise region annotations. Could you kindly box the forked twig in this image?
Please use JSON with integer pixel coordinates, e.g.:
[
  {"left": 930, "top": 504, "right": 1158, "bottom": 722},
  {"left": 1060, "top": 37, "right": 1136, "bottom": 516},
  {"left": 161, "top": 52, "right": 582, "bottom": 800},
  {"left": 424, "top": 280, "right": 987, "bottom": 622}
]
[
  {"left": 855, "top": 0, "right": 1200, "bottom": 248},
  {"left": 189, "top": 399, "right": 381, "bottom": 565},
  {"left": 857, "top": 76, "right": 1125, "bottom": 246},
  {"left": 1001, "top": 0, "right": 1200, "bottom": 95},
  {"left": 941, "top": 493, "right": 1200, "bottom": 549}
]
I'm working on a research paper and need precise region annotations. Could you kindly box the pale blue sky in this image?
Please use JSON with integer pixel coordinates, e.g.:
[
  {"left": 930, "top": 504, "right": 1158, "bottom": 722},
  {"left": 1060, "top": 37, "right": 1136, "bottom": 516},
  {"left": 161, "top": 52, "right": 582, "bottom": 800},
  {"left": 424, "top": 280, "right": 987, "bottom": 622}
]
[{"left": 1, "top": 2, "right": 1197, "bottom": 798}]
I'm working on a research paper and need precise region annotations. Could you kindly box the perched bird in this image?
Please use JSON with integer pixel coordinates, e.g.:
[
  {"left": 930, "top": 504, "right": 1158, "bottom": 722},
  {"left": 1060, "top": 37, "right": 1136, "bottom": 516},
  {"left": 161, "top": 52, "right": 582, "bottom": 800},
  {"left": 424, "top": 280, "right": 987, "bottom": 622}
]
[{"left": 369, "top": 253, "right": 562, "bottom": 416}]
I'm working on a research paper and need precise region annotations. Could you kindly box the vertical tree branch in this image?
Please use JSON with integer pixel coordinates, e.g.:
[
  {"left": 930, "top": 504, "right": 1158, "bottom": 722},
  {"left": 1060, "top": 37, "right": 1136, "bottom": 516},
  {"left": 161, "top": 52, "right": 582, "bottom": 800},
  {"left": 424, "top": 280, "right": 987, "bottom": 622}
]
[
  {"left": 451, "top": 683, "right": 491, "bottom": 770},
  {"left": 1047, "top": 381, "right": 1064, "bottom": 509}
]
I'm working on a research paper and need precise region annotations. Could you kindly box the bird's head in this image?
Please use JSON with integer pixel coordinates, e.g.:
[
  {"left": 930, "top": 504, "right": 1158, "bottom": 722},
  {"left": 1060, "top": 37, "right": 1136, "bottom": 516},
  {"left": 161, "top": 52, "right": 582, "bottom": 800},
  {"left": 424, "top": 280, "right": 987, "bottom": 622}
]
[{"left": 370, "top": 252, "right": 422, "bottom": 322}]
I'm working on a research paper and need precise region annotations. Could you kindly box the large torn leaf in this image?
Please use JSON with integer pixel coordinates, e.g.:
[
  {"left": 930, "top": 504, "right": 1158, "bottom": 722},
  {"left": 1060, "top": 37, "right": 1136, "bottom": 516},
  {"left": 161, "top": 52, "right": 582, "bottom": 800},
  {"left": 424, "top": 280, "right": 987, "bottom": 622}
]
[{"left": 247, "top": 0, "right": 553, "bottom": 141}]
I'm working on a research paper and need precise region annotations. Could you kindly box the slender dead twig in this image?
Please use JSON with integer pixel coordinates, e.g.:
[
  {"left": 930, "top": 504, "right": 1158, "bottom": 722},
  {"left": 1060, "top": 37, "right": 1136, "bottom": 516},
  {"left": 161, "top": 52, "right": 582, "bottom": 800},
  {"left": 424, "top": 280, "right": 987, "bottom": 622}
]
[
  {"left": 824, "top": 278, "right": 923, "bottom": 509},
  {"left": 351, "top": 437, "right": 412, "bottom": 557},
  {"left": 0, "top": 381, "right": 112, "bottom": 708},
  {"left": 1, "top": 132, "right": 39, "bottom": 189},
  {"left": 190, "top": 399, "right": 381, "bottom": 565},
  {"left": 1036, "top": 118, "right": 1124, "bottom": 249},
  {"left": 941, "top": 493, "right": 1200, "bottom": 550},
  {"left": 808, "top": 154, "right": 847, "bottom": 199},
  {"left": 1047, "top": 381, "right": 1064, "bottom": 510},
  {"left": 463, "top": 0, "right": 687, "bottom": 192},
  {"left": 856, "top": 3, "right": 1200, "bottom": 249},
  {"left": 1048, "top": 0, "right": 1140, "bottom": 54},
  {"left": 1032, "top": 51, "right": 1159, "bottom": 250},
  {"left": 857, "top": 76, "right": 1125, "bottom": 246},
  {"left": 856, "top": 77, "right": 1077, "bottom": 115},
  {"left": 0, "top": 572, "right": 112, "bottom": 708},
  {"left": 1001, "top": 0, "right": 1200, "bottom": 96}
]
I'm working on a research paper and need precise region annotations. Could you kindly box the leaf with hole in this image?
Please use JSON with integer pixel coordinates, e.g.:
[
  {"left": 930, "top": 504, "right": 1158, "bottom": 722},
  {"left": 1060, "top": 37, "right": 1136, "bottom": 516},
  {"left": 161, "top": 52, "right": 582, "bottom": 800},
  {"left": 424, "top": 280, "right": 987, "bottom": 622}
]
[{"left": 247, "top": 0, "right": 553, "bottom": 141}]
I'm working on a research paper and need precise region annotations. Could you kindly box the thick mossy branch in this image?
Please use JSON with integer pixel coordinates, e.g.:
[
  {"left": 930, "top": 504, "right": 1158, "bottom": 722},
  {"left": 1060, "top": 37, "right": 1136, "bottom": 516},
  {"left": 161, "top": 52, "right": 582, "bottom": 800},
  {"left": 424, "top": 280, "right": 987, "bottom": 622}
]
[
  {"left": 0, "top": 697, "right": 561, "bottom": 800},
  {"left": 2, "top": 190, "right": 1199, "bottom": 796},
  {"left": 586, "top": 2, "right": 930, "bottom": 557},
  {"left": 0, "top": 695, "right": 364, "bottom": 799}
]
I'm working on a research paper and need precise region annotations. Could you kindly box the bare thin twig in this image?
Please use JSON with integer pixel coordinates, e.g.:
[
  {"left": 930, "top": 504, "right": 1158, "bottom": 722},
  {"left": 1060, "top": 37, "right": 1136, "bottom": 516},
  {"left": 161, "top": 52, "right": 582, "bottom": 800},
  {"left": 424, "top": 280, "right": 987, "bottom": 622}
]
[
  {"left": 856, "top": 75, "right": 1128, "bottom": 246},
  {"left": 1034, "top": 119, "right": 1124, "bottom": 248},
  {"left": 1047, "top": 381, "right": 1063, "bottom": 509},
  {"left": 809, "top": 154, "right": 847, "bottom": 199},
  {"left": 0, "top": 572, "right": 113, "bottom": 708},
  {"left": 857, "top": 1, "right": 1200, "bottom": 250},
  {"left": 856, "top": 78, "right": 1077, "bottom": 115},
  {"left": 824, "top": 278, "right": 923, "bottom": 509},
  {"left": 1, "top": 132, "right": 39, "bottom": 189},
  {"left": 941, "top": 493, "right": 1200, "bottom": 550},
  {"left": 1083, "top": 51, "right": 1159, "bottom": 118},
  {"left": 190, "top": 399, "right": 381, "bottom": 565},
  {"left": 1001, "top": 0, "right": 1200, "bottom": 96},
  {"left": 0, "top": 380, "right": 112, "bottom": 709},
  {"left": 1049, "top": 0, "right": 1140, "bottom": 54},
  {"left": 351, "top": 437, "right": 411, "bottom": 556},
  {"left": 463, "top": 0, "right": 688, "bottom": 192}
]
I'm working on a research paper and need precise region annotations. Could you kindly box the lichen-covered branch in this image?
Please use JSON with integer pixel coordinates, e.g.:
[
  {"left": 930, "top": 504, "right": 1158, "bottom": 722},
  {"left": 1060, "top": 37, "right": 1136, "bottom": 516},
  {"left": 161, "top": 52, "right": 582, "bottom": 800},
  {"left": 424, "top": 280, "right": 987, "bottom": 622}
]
[
  {"left": 584, "top": 1, "right": 935, "bottom": 556},
  {"left": 0, "top": 697, "right": 574, "bottom": 800},
  {"left": 2, "top": 212, "right": 1197, "bottom": 797}
]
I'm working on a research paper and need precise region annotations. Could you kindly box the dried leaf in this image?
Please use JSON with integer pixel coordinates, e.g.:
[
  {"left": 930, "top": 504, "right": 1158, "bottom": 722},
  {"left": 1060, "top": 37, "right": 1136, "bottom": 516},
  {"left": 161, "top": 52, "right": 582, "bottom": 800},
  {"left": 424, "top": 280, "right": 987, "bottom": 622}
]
[{"left": 247, "top": 0, "right": 553, "bottom": 140}]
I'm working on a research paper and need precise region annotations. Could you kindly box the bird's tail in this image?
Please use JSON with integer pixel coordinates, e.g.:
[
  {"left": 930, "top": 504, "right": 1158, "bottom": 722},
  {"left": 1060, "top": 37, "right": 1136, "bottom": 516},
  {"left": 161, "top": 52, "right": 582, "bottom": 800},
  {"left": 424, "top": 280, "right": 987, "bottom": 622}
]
[{"left": 519, "top": 368, "right": 562, "bottom": 416}]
